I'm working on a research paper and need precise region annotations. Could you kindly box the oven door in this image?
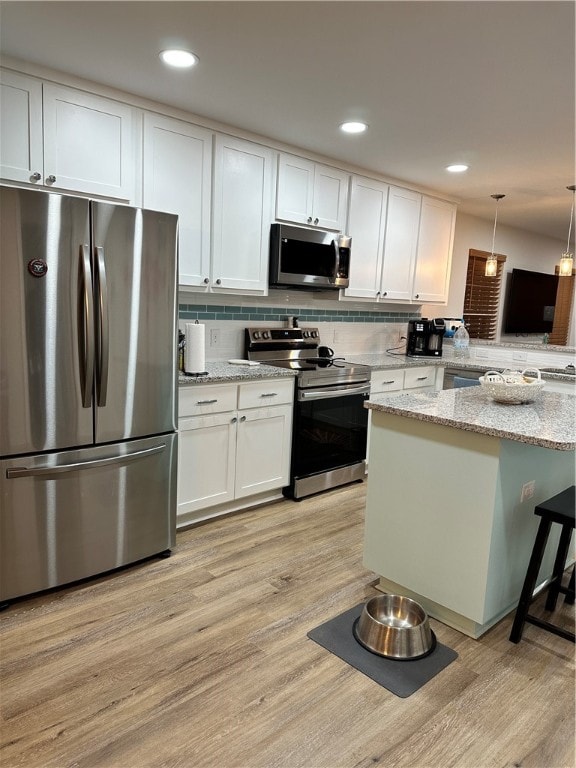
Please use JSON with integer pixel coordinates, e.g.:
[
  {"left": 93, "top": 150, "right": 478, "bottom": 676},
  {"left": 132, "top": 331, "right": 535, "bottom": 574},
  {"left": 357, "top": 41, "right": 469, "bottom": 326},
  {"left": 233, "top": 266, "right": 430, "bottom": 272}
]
[{"left": 291, "top": 383, "right": 370, "bottom": 480}]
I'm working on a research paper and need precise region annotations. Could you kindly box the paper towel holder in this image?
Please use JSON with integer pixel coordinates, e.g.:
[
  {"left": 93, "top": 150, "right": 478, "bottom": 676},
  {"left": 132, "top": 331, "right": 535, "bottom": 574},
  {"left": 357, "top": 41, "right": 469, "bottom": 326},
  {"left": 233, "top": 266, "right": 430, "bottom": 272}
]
[{"left": 183, "top": 319, "right": 208, "bottom": 376}]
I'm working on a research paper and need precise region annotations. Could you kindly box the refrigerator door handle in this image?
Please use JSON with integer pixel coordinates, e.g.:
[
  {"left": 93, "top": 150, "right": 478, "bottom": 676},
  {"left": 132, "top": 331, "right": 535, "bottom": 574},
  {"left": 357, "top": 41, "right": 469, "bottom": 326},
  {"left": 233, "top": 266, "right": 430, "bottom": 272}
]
[
  {"left": 94, "top": 245, "right": 109, "bottom": 407},
  {"left": 6, "top": 444, "right": 166, "bottom": 479},
  {"left": 79, "top": 244, "right": 95, "bottom": 408}
]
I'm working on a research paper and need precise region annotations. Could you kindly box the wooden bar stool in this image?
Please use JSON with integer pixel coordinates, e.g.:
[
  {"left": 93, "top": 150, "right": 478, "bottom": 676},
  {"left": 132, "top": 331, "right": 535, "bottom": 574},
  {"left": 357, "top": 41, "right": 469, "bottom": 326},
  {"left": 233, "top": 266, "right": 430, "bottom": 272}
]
[{"left": 509, "top": 486, "right": 575, "bottom": 644}]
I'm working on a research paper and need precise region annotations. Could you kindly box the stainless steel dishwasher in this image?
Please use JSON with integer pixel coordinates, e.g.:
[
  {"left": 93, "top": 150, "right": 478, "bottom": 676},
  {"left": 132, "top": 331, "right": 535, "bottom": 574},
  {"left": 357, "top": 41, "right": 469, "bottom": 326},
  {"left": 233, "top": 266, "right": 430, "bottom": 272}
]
[{"left": 443, "top": 366, "right": 486, "bottom": 388}]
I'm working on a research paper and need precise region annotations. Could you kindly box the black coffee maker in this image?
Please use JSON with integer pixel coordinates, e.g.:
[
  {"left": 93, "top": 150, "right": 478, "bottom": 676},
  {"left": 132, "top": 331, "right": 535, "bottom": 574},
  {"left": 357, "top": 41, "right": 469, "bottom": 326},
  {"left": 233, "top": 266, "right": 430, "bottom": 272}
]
[{"left": 406, "top": 318, "right": 445, "bottom": 357}]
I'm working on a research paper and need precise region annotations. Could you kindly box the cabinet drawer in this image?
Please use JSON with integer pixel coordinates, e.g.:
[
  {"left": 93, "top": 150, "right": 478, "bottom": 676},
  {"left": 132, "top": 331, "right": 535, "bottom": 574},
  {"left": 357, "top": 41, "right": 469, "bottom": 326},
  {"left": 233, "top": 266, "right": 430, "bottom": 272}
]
[
  {"left": 179, "top": 384, "right": 237, "bottom": 417},
  {"left": 370, "top": 369, "right": 405, "bottom": 394},
  {"left": 404, "top": 367, "right": 436, "bottom": 389},
  {"left": 238, "top": 378, "right": 294, "bottom": 409}
]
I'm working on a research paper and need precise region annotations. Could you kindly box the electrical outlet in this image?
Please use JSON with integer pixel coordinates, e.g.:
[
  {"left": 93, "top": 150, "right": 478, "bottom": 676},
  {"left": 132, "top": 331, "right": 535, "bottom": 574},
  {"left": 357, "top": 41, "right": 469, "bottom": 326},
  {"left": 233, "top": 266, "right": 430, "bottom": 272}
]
[
  {"left": 521, "top": 480, "right": 535, "bottom": 502},
  {"left": 210, "top": 329, "right": 220, "bottom": 347}
]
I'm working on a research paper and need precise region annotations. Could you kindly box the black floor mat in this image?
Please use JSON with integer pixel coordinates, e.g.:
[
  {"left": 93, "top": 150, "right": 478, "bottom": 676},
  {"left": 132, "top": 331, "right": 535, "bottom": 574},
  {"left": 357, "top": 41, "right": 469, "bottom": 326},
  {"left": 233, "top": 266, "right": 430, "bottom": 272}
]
[{"left": 307, "top": 602, "right": 458, "bottom": 698}]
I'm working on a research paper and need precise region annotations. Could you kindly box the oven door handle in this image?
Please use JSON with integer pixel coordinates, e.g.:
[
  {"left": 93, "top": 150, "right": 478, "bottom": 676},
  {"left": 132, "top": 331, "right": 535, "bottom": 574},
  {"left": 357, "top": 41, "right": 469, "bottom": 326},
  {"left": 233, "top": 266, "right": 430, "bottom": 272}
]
[{"left": 298, "top": 383, "right": 371, "bottom": 401}]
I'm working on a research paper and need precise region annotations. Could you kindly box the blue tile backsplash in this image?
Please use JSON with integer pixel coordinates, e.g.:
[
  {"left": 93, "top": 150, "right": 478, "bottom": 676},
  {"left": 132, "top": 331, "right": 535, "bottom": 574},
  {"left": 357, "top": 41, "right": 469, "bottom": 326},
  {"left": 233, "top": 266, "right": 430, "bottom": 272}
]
[{"left": 179, "top": 303, "right": 419, "bottom": 323}]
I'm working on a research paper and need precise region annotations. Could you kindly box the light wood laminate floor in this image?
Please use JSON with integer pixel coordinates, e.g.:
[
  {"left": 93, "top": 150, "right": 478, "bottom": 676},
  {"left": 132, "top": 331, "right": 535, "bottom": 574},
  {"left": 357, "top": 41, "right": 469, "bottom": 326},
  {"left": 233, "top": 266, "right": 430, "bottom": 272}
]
[{"left": 1, "top": 483, "right": 574, "bottom": 768}]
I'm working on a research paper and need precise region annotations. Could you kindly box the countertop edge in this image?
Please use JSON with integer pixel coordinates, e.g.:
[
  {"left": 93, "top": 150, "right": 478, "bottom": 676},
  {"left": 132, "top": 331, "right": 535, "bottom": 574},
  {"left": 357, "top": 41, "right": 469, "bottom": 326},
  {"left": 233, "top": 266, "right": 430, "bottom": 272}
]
[{"left": 366, "top": 399, "right": 575, "bottom": 451}]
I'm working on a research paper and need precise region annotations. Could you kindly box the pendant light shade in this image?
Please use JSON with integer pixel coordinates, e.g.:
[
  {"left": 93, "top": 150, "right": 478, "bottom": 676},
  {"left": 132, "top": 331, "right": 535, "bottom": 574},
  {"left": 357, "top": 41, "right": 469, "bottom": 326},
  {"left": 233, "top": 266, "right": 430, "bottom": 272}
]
[
  {"left": 559, "top": 185, "right": 576, "bottom": 277},
  {"left": 485, "top": 194, "right": 505, "bottom": 277}
]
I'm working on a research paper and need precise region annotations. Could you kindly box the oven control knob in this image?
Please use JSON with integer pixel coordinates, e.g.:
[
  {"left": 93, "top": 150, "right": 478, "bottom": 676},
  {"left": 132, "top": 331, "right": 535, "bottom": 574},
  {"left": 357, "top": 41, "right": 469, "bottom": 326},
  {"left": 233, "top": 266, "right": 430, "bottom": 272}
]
[
  {"left": 303, "top": 330, "right": 309, "bottom": 338},
  {"left": 253, "top": 331, "right": 261, "bottom": 340},
  {"left": 312, "top": 330, "right": 319, "bottom": 338},
  {"left": 262, "top": 331, "right": 270, "bottom": 339}
]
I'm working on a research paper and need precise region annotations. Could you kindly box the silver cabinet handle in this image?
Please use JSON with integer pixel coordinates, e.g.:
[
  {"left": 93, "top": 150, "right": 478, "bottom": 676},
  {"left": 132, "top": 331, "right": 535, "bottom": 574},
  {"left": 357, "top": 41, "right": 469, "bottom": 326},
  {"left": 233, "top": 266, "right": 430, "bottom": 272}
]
[
  {"left": 381, "top": 380, "right": 395, "bottom": 385},
  {"left": 215, "top": 279, "right": 221, "bottom": 285},
  {"left": 197, "top": 399, "right": 218, "bottom": 405},
  {"left": 6, "top": 445, "right": 165, "bottom": 479},
  {"left": 94, "top": 246, "right": 109, "bottom": 407},
  {"left": 415, "top": 293, "right": 420, "bottom": 299},
  {"left": 314, "top": 218, "right": 319, "bottom": 225},
  {"left": 417, "top": 376, "right": 428, "bottom": 381},
  {"left": 239, "top": 415, "right": 246, "bottom": 422},
  {"left": 31, "top": 171, "right": 41, "bottom": 181},
  {"left": 382, "top": 291, "right": 388, "bottom": 297},
  {"left": 231, "top": 417, "right": 237, "bottom": 423},
  {"left": 260, "top": 392, "right": 277, "bottom": 398},
  {"left": 203, "top": 277, "right": 210, "bottom": 284},
  {"left": 46, "top": 175, "right": 56, "bottom": 184},
  {"left": 307, "top": 216, "right": 312, "bottom": 224},
  {"left": 79, "top": 244, "right": 95, "bottom": 408}
]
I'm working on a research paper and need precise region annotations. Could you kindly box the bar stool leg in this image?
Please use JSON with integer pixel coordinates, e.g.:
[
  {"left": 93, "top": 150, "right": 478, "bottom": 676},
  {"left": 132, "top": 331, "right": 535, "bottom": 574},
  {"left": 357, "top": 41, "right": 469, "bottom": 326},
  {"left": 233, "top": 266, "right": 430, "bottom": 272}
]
[
  {"left": 565, "top": 566, "right": 575, "bottom": 606},
  {"left": 510, "top": 517, "right": 552, "bottom": 643},
  {"left": 545, "top": 524, "right": 573, "bottom": 612}
]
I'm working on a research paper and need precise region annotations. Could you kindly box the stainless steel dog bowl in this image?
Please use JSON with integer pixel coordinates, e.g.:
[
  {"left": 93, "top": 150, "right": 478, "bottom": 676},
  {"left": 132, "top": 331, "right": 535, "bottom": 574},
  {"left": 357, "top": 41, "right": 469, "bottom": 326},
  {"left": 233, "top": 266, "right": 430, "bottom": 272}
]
[{"left": 353, "top": 595, "right": 435, "bottom": 660}]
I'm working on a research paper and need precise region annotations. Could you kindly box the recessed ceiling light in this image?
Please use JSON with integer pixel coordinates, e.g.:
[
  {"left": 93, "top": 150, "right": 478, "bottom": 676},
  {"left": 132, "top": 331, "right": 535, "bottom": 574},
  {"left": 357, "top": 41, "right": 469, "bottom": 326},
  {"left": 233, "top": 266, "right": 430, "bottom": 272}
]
[
  {"left": 159, "top": 49, "right": 198, "bottom": 69},
  {"left": 446, "top": 164, "right": 469, "bottom": 173},
  {"left": 340, "top": 121, "right": 368, "bottom": 134}
]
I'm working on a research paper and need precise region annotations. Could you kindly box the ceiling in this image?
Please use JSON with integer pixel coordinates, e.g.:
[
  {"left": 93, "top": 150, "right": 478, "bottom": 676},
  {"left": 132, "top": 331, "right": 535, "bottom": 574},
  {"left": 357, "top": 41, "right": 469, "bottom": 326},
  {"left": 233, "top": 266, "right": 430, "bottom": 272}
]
[{"left": 1, "top": 1, "right": 574, "bottom": 242}]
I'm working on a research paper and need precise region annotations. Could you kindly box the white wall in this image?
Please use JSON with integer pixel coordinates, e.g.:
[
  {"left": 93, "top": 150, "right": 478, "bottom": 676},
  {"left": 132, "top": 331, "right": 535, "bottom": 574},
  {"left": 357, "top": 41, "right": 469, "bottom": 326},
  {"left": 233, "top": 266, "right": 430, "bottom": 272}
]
[{"left": 423, "top": 211, "right": 575, "bottom": 346}]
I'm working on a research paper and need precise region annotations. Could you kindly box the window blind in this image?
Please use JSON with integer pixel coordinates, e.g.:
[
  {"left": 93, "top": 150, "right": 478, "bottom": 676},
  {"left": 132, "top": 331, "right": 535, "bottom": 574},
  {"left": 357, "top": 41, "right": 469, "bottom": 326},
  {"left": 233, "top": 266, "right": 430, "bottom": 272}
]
[
  {"left": 549, "top": 267, "right": 575, "bottom": 345},
  {"left": 463, "top": 249, "right": 506, "bottom": 339}
]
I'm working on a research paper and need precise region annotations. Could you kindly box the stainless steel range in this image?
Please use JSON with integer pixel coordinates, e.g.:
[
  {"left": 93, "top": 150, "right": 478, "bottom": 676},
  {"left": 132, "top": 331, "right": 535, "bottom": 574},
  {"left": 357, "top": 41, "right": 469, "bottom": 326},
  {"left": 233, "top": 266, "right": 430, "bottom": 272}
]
[{"left": 245, "top": 327, "right": 371, "bottom": 499}]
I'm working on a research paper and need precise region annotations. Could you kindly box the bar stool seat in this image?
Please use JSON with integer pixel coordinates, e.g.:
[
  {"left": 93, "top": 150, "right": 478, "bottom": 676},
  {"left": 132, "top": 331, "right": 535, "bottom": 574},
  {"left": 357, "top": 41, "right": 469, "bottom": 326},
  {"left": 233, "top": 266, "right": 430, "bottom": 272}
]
[{"left": 509, "top": 485, "right": 575, "bottom": 644}]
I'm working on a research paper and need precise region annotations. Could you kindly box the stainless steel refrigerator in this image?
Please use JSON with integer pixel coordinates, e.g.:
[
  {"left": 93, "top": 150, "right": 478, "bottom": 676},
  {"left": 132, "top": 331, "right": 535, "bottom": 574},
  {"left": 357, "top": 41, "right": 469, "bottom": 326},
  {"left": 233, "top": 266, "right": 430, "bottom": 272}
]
[{"left": 0, "top": 185, "right": 178, "bottom": 604}]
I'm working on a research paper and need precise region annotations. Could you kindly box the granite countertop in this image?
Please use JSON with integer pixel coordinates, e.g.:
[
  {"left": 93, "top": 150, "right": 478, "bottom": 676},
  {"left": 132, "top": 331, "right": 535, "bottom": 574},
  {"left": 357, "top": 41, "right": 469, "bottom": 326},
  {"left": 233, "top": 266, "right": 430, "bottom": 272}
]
[
  {"left": 177, "top": 354, "right": 575, "bottom": 386},
  {"left": 346, "top": 353, "right": 576, "bottom": 383},
  {"left": 178, "top": 362, "right": 297, "bottom": 385},
  {"left": 366, "top": 388, "right": 575, "bottom": 451}
]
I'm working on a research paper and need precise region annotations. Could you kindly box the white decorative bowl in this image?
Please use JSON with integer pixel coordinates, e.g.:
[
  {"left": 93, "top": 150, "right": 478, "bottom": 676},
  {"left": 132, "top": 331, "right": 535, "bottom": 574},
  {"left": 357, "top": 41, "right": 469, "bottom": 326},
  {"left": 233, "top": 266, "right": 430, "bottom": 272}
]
[{"left": 479, "top": 368, "right": 545, "bottom": 404}]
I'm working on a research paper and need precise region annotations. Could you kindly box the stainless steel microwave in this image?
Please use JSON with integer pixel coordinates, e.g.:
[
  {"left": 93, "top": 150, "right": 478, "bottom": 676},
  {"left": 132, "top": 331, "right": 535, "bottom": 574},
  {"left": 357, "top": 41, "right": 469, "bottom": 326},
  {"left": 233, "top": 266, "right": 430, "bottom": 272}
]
[{"left": 269, "top": 223, "right": 351, "bottom": 290}]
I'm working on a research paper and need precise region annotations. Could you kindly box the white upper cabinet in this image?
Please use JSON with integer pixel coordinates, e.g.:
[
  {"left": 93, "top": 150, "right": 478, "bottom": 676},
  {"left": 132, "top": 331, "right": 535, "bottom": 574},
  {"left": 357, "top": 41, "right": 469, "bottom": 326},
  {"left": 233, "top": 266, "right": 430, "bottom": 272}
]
[
  {"left": 412, "top": 196, "right": 456, "bottom": 303},
  {"left": 0, "top": 70, "right": 136, "bottom": 201},
  {"left": 379, "top": 186, "right": 422, "bottom": 302},
  {"left": 0, "top": 70, "right": 43, "bottom": 184},
  {"left": 343, "top": 176, "right": 389, "bottom": 300},
  {"left": 143, "top": 113, "right": 212, "bottom": 287},
  {"left": 43, "top": 84, "right": 135, "bottom": 200},
  {"left": 211, "top": 135, "right": 274, "bottom": 293},
  {"left": 276, "top": 153, "right": 349, "bottom": 231},
  {"left": 343, "top": 183, "right": 456, "bottom": 305}
]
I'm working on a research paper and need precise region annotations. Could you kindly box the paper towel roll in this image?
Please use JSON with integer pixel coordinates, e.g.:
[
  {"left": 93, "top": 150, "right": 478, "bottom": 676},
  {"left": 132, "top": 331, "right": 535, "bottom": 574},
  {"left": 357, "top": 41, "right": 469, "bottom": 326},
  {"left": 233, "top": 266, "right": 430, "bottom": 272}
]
[{"left": 184, "top": 322, "right": 206, "bottom": 374}]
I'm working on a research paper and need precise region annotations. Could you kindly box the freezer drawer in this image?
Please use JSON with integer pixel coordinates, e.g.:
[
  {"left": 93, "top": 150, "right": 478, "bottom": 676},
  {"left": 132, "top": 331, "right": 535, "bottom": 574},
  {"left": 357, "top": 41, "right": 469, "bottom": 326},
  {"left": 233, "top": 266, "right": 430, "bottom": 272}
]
[{"left": 0, "top": 433, "right": 177, "bottom": 603}]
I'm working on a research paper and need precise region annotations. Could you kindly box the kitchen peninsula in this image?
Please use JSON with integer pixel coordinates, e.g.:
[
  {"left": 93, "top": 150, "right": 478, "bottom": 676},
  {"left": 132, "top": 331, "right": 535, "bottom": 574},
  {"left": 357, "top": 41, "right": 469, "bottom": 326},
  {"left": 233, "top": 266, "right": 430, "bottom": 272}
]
[{"left": 363, "top": 387, "right": 576, "bottom": 638}]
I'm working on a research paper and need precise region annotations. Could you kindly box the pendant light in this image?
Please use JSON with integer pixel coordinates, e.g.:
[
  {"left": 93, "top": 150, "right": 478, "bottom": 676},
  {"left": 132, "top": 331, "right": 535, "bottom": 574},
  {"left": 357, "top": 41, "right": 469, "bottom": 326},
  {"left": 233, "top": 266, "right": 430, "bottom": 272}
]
[
  {"left": 559, "top": 185, "right": 576, "bottom": 277},
  {"left": 485, "top": 194, "right": 505, "bottom": 277}
]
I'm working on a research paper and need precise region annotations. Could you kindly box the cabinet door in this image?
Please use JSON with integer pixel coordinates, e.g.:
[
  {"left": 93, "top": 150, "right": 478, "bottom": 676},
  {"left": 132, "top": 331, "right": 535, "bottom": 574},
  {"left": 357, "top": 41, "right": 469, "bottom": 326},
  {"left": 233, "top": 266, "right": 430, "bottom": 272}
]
[
  {"left": 312, "top": 164, "right": 349, "bottom": 231},
  {"left": 212, "top": 135, "right": 273, "bottom": 292},
  {"left": 235, "top": 405, "right": 292, "bottom": 498},
  {"left": 413, "top": 197, "right": 456, "bottom": 303},
  {"left": 0, "top": 70, "right": 43, "bottom": 184},
  {"left": 177, "top": 413, "right": 236, "bottom": 517},
  {"left": 42, "top": 83, "right": 135, "bottom": 200},
  {"left": 276, "top": 153, "right": 315, "bottom": 224},
  {"left": 143, "top": 114, "right": 212, "bottom": 287},
  {"left": 343, "top": 176, "right": 388, "bottom": 299},
  {"left": 380, "top": 186, "right": 421, "bottom": 302}
]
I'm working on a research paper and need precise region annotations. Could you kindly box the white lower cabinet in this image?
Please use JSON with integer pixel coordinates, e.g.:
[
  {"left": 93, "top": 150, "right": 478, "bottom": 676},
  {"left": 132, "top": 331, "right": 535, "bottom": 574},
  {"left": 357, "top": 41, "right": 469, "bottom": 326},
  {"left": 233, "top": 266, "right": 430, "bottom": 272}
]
[
  {"left": 235, "top": 403, "right": 293, "bottom": 499},
  {"left": 403, "top": 365, "right": 438, "bottom": 391},
  {"left": 177, "top": 378, "right": 294, "bottom": 523}
]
